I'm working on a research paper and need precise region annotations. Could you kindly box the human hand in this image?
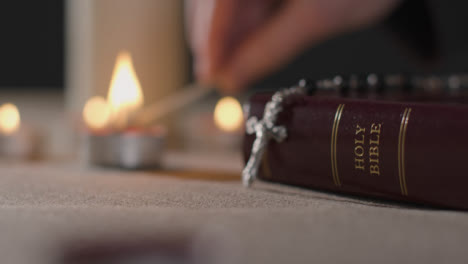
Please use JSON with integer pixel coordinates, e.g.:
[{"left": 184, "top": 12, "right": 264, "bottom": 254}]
[{"left": 186, "top": 0, "right": 401, "bottom": 93}]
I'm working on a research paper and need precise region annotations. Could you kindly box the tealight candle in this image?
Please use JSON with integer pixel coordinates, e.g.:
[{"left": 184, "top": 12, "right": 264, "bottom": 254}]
[
  {"left": 82, "top": 51, "right": 166, "bottom": 169},
  {"left": 180, "top": 96, "right": 244, "bottom": 152},
  {"left": 214, "top": 96, "right": 244, "bottom": 133},
  {"left": 212, "top": 96, "right": 244, "bottom": 148},
  {"left": 0, "top": 103, "right": 40, "bottom": 160}
]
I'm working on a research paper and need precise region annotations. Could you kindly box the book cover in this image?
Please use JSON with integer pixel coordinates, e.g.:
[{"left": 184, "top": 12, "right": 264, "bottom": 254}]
[{"left": 244, "top": 94, "right": 468, "bottom": 209}]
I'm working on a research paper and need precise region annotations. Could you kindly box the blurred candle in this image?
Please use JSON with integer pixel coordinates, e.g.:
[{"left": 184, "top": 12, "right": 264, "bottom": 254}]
[
  {"left": 0, "top": 103, "right": 40, "bottom": 160},
  {"left": 82, "top": 96, "right": 111, "bottom": 131},
  {"left": 82, "top": 51, "right": 166, "bottom": 169},
  {"left": 179, "top": 96, "right": 245, "bottom": 152},
  {"left": 214, "top": 97, "right": 244, "bottom": 133},
  {"left": 66, "top": 0, "right": 188, "bottom": 117},
  {"left": 212, "top": 96, "right": 244, "bottom": 150},
  {"left": 0, "top": 103, "right": 20, "bottom": 134},
  {"left": 66, "top": 0, "right": 188, "bottom": 155}
]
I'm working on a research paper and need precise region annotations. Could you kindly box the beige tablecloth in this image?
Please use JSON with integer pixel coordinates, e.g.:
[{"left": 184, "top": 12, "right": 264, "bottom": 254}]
[{"left": 1, "top": 158, "right": 468, "bottom": 264}]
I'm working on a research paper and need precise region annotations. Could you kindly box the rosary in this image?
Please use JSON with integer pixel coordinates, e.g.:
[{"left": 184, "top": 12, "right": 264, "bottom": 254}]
[{"left": 242, "top": 73, "right": 468, "bottom": 187}]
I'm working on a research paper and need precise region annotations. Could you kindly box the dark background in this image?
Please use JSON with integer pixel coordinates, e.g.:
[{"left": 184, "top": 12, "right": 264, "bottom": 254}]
[
  {"left": 0, "top": 0, "right": 63, "bottom": 88},
  {"left": 0, "top": 1, "right": 467, "bottom": 90}
]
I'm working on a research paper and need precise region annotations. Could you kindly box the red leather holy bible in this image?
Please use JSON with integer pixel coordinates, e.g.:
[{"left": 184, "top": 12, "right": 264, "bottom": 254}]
[{"left": 243, "top": 94, "right": 468, "bottom": 209}]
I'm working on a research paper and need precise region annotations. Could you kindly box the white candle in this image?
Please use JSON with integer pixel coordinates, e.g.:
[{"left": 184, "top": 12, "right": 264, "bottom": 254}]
[{"left": 66, "top": 0, "right": 188, "bottom": 117}]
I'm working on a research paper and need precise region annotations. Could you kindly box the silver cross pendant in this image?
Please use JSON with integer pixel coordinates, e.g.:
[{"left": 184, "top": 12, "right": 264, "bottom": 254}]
[{"left": 242, "top": 83, "right": 307, "bottom": 187}]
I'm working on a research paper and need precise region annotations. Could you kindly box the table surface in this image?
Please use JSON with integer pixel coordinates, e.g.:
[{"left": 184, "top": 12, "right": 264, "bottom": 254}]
[
  {"left": 1, "top": 90, "right": 468, "bottom": 263},
  {"left": 1, "top": 154, "right": 468, "bottom": 264}
]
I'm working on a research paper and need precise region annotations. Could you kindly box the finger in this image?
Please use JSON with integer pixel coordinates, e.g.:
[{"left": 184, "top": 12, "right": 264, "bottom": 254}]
[
  {"left": 194, "top": 0, "right": 237, "bottom": 82},
  {"left": 217, "top": 0, "right": 401, "bottom": 92},
  {"left": 196, "top": 0, "right": 280, "bottom": 83},
  {"left": 216, "top": 0, "right": 325, "bottom": 92},
  {"left": 185, "top": 0, "right": 210, "bottom": 53}
]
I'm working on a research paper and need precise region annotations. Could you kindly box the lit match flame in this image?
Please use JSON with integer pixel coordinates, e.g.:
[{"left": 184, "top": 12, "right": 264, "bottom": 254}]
[
  {"left": 83, "top": 50, "right": 144, "bottom": 130},
  {"left": 214, "top": 97, "right": 243, "bottom": 132},
  {"left": 0, "top": 103, "right": 20, "bottom": 135}
]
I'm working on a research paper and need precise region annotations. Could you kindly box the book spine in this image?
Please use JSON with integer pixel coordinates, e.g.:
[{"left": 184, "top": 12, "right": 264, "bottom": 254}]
[{"left": 243, "top": 94, "right": 468, "bottom": 209}]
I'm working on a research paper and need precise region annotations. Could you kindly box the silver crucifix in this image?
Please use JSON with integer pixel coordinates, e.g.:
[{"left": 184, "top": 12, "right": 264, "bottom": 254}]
[{"left": 242, "top": 83, "right": 307, "bottom": 187}]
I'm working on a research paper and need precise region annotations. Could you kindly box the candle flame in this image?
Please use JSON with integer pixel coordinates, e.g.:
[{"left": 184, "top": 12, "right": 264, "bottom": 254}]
[
  {"left": 0, "top": 103, "right": 20, "bottom": 135},
  {"left": 83, "top": 51, "right": 144, "bottom": 130},
  {"left": 107, "top": 50, "right": 144, "bottom": 128},
  {"left": 83, "top": 96, "right": 111, "bottom": 130},
  {"left": 214, "top": 97, "right": 243, "bottom": 132}
]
